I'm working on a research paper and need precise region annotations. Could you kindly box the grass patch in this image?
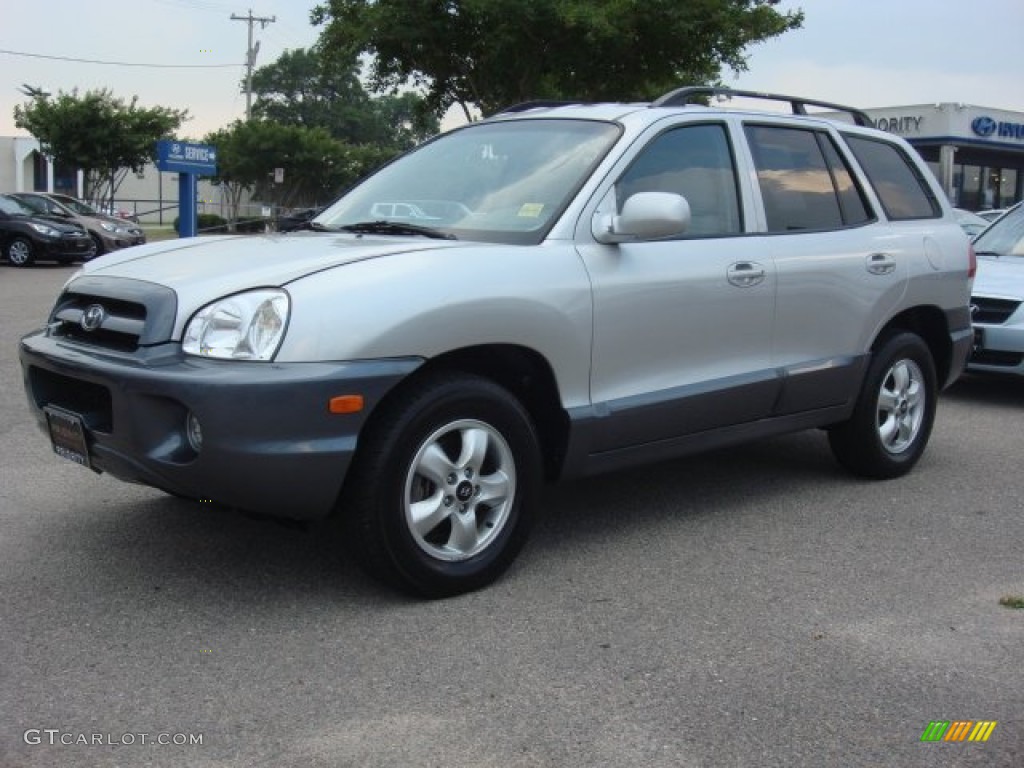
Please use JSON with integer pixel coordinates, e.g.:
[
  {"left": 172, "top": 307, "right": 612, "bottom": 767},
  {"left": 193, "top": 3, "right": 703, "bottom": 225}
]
[
  {"left": 141, "top": 226, "right": 179, "bottom": 243},
  {"left": 998, "top": 595, "right": 1024, "bottom": 609}
]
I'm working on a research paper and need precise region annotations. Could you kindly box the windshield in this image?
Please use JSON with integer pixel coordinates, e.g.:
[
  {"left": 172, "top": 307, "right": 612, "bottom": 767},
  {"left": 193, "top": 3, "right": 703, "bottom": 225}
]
[
  {"left": 50, "top": 195, "right": 98, "bottom": 215},
  {"left": 316, "top": 119, "right": 621, "bottom": 244},
  {"left": 0, "top": 196, "right": 34, "bottom": 216},
  {"left": 972, "top": 203, "right": 1024, "bottom": 257}
]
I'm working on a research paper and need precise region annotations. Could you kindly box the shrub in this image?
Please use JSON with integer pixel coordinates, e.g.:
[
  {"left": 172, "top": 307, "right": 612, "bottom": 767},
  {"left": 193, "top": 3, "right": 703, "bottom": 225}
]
[{"left": 173, "top": 213, "right": 228, "bottom": 234}]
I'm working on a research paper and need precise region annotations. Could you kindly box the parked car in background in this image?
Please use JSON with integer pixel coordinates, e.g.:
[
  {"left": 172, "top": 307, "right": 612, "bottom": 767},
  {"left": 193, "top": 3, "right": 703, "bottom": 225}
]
[
  {"left": 0, "top": 194, "right": 96, "bottom": 266},
  {"left": 276, "top": 207, "right": 323, "bottom": 232},
  {"left": 968, "top": 202, "right": 1024, "bottom": 375},
  {"left": 954, "top": 208, "right": 991, "bottom": 239},
  {"left": 10, "top": 192, "right": 145, "bottom": 256},
  {"left": 100, "top": 204, "right": 140, "bottom": 223}
]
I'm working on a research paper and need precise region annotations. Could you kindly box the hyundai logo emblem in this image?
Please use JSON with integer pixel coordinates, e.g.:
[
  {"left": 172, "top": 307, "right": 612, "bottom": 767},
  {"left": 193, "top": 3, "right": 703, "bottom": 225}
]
[
  {"left": 971, "top": 116, "right": 997, "bottom": 138},
  {"left": 970, "top": 304, "right": 979, "bottom": 317},
  {"left": 80, "top": 304, "right": 106, "bottom": 332}
]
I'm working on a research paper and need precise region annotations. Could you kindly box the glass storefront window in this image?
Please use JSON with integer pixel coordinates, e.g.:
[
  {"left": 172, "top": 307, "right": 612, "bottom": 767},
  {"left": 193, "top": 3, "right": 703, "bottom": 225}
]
[
  {"left": 959, "top": 163, "right": 981, "bottom": 210},
  {"left": 998, "top": 169, "right": 1018, "bottom": 208}
]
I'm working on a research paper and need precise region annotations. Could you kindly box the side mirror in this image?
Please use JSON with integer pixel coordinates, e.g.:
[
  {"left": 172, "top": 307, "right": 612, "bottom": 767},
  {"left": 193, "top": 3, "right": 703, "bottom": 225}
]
[{"left": 592, "top": 191, "right": 690, "bottom": 244}]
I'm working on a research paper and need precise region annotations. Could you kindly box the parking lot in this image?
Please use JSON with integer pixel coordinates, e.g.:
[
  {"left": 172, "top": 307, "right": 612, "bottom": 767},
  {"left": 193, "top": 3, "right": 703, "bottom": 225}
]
[{"left": 1, "top": 263, "right": 1021, "bottom": 767}]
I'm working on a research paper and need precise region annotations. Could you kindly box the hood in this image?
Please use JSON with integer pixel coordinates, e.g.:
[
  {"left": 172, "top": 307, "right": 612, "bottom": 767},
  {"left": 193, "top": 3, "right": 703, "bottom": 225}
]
[
  {"left": 77, "top": 231, "right": 471, "bottom": 307},
  {"left": 972, "top": 255, "right": 1024, "bottom": 300},
  {"left": 23, "top": 214, "right": 87, "bottom": 235}
]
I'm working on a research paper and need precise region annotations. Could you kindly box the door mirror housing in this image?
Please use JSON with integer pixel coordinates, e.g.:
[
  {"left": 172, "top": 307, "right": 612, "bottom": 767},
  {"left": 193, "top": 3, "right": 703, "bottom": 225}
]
[{"left": 592, "top": 191, "right": 691, "bottom": 244}]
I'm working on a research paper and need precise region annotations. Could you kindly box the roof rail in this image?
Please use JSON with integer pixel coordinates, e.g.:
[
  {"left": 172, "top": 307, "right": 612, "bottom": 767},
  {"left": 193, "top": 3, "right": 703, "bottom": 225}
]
[
  {"left": 650, "top": 86, "right": 874, "bottom": 128},
  {"left": 495, "top": 100, "right": 584, "bottom": 115}
]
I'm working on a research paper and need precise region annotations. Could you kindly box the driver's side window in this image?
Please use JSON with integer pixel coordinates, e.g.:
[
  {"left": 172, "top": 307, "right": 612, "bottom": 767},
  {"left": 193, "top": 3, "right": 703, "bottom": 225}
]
[{"left": 616, "top": 123, "right": 742, "bottom": 237}]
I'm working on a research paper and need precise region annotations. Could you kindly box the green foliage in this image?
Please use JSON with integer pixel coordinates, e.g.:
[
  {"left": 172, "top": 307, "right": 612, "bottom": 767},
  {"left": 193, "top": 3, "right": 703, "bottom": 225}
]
[
  {"left": 249, "top": 48, "right": 439, "bottom": 148},
  {"left": 13, "top": 89, "right": 188, "bottom": 206},
  {"left": 312, "top": 0, "right": 804, "bottom": 117},
  {"left": 203, "top": 119, "right": 398, "bottom": 218}
]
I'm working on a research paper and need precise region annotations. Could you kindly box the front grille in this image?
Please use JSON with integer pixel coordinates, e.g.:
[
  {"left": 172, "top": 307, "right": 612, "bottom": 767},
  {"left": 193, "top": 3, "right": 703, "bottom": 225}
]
[
  {"left": 61, "top": 233, "right": 92, "bottom": 251},
  {"left": 971, "top": 296, "right": 1021, "bottom": 325},
  {"left": 51, "top": 294, "right": 147, "bottom": 352},
  {"left": 46, "top": 276, "right": 177, "bottom": 352}
]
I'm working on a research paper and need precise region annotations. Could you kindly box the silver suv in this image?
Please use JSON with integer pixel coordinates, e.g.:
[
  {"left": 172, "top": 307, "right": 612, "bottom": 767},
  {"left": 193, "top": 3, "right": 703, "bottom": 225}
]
[{"left": 20, "top": 87, "right": 974, "bottom": 596}]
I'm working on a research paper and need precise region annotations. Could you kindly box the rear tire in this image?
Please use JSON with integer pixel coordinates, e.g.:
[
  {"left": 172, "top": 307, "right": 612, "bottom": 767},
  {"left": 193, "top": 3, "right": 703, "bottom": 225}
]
[
  {"left": 828, "top": 331, "right": 937, "bottom": 478},
  {"left": 340, "top": 372, "right": 542, "bottom": 598}
]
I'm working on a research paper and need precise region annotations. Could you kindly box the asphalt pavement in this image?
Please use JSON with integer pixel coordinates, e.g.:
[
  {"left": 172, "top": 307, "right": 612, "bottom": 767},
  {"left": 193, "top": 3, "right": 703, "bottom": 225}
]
[{"left": 1, "top": 263, "right": 1021, "bottom": 767}]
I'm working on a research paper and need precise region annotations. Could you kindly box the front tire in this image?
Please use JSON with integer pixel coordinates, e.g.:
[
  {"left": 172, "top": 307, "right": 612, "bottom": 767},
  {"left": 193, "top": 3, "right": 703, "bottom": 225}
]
[
  {"left": 7, "top": 236, "right": 34, "bottom": 267},
  {"left": 340, "top": 373, "right": 542, "bottom": 598},
  {"left": 829, "top": 331, "right": 937, "bottom": 478},
  {"left": 89, "top": 234, "right": 106, "bottom": 257}
]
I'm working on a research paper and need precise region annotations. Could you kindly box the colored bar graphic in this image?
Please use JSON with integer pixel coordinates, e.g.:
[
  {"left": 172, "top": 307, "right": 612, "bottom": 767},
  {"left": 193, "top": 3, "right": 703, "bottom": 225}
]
[
  {"left": 921, "top": 721, "right": 950, "bottom": 742},
  {"left": 944, "top": 721, "right": 973, "bottom": 741},
  {"left": 920, "top": 720, "right": 997, "bottom": 743},
  {"left": 969, "top": 721, "right": 997, "bottom": 742}
]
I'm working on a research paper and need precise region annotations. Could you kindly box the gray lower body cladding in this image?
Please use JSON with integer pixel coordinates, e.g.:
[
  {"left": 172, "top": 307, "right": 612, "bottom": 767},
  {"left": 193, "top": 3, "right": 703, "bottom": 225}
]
[{"left": 19, "top": 332, "right": 420, "bottom": 519}]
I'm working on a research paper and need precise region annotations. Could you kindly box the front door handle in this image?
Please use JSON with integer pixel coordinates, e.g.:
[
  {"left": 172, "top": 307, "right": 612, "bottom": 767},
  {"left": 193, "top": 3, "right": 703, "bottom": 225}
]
[
  {"left": 727, "top": 261, "right": 766, "bottom": 287},
  {"left": 866, "top": 252, "right": 896, "bottom": 275}
]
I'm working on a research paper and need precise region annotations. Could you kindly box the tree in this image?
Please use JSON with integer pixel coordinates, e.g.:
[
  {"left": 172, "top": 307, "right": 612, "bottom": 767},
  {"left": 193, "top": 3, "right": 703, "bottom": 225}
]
[
  {"left": 13, "top": 89, "right": 187, "bottom": 206},
  {"left": 249, "top": 47, "right": 439, "bottom": 148},
  {"left": 312, "top": 0, "right": 804, "bottom": 118},
  {"left": 204, "top": 120, "right": 391, "bottom": 222}
]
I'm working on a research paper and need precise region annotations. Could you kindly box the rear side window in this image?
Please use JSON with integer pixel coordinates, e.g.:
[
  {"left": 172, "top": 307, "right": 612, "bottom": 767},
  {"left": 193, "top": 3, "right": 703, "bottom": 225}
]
[
  {"left": 744, "top": 124, "right": 870, "bottom": 232},
  {"left": 843, "top": 135, "right": 941, "bottom": 220}
]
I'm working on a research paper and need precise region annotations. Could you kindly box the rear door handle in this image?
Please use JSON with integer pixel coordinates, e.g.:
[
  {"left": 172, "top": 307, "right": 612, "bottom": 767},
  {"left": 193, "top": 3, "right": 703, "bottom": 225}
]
[
  {"left": 727, "top": 261, "right": 767, "bottom": 287},
  {"left": 866, "top": 252, "right": 896, "bottom": 275}
]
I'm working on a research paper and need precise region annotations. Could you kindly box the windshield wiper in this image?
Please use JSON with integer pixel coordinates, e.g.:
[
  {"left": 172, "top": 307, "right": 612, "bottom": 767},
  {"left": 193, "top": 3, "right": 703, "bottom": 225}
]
[
  {"left": 337, "top": 220, "right": 456, "bottom": 240},
  {"left": 974, "top": 250, "right": 1004, "bottom": 258}
]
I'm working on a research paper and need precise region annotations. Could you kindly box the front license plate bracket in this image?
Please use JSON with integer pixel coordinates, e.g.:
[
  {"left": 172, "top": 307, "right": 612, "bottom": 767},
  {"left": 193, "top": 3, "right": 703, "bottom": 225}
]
[{"left": 44, "top": 405, "right": 92, "bottom": 469}]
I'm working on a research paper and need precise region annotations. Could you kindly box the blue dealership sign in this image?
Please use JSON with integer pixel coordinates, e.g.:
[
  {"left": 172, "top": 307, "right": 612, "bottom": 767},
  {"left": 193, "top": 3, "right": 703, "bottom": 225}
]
[{"left": 156, "top": 140, "right": 218, "bottom": 176}]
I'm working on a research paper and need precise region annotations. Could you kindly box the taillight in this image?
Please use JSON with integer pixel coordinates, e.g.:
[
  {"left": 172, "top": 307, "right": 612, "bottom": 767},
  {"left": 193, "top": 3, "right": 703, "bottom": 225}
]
[{"left": 968, "top": 243, "right": 977, "bottom": 279}]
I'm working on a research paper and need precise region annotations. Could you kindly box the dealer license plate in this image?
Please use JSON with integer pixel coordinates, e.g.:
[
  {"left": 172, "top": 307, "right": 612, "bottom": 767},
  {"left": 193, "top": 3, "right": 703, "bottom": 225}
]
[{"left": 44, "top": 406, "right": 91, "bottom": 468}]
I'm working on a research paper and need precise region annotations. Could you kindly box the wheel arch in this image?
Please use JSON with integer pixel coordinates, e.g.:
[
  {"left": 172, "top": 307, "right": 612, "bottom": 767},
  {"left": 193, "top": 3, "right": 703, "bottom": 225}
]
[
  {"left": 361, "top": 343, "right": 570, "bottom": 483},
  {"left": 874, "top": 305, "right": 953, "bottom": 387}
]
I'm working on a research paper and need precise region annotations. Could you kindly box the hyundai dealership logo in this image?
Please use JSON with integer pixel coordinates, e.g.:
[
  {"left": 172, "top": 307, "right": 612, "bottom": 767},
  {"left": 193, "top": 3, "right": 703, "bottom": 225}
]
[
  {"left": 972, "top": 117, "right": 997, "bottom": 137},
  {"left": 971, "top": 115, "right": 1024, "bottom": 141}
]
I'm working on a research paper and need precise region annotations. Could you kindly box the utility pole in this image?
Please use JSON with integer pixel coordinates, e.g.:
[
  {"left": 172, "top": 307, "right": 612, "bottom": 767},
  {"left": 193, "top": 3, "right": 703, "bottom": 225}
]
[{"left": 231, "top": 9, "right": 276, "bottom": 120}]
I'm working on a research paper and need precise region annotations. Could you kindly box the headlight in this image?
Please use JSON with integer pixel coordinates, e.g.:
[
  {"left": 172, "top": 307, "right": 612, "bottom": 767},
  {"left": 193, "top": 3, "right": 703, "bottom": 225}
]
[
  {"left": 29, "top": 222, "right": 59, "bottom": 236},
  {"left": 99, "top": 221, "right": 117, "bottom": 232},
  {"left": 182, "top": 289, "right": 290, "bottom": 361}
]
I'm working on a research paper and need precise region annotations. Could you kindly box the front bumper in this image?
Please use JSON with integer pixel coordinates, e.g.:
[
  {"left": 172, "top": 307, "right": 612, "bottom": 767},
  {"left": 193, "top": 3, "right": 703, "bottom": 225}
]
[
  {"left": 20, "top": 331, "right": 420, "bottom": 519},
  {"left": 967, "top": 322, "right": 1024, "bottom": 375},
  {"left": 39, "top": 234, "right": 96, "bottom": 260},
  {"left": 95, "top": 229, "right": 146, "bottom": 252}
]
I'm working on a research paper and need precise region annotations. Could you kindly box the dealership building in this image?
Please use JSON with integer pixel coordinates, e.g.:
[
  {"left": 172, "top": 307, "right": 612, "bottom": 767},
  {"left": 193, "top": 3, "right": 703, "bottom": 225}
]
[{"left": 863, "top": 103, "right": 1024, "bottom": 212}]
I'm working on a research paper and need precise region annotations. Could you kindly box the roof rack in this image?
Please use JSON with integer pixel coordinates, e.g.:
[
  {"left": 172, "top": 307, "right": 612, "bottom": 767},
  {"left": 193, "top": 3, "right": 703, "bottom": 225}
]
[
  {"left": 650, "top": 86, "right": 874, "bottom": 128},
  {"left": 495, "top": 100, "right": 584, "bottom": 115}
]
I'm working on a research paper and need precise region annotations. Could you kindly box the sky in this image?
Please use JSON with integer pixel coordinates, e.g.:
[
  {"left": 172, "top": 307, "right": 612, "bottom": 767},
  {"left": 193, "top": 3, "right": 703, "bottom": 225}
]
[{"left": 1, "top": 0, "right": 1022, "bottom": 141}]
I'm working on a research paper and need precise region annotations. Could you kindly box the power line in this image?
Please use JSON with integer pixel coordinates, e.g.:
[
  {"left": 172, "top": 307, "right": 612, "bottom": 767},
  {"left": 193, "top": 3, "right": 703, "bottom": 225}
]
[{"left": 0, "top": 48, "right": 241, "bottom": 69}]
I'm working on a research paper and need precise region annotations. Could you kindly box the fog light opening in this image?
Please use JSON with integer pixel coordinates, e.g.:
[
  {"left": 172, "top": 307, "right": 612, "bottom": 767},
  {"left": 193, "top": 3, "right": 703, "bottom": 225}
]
[{"left": 186, "top": 412, "right": 203, "bottom": 453}]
